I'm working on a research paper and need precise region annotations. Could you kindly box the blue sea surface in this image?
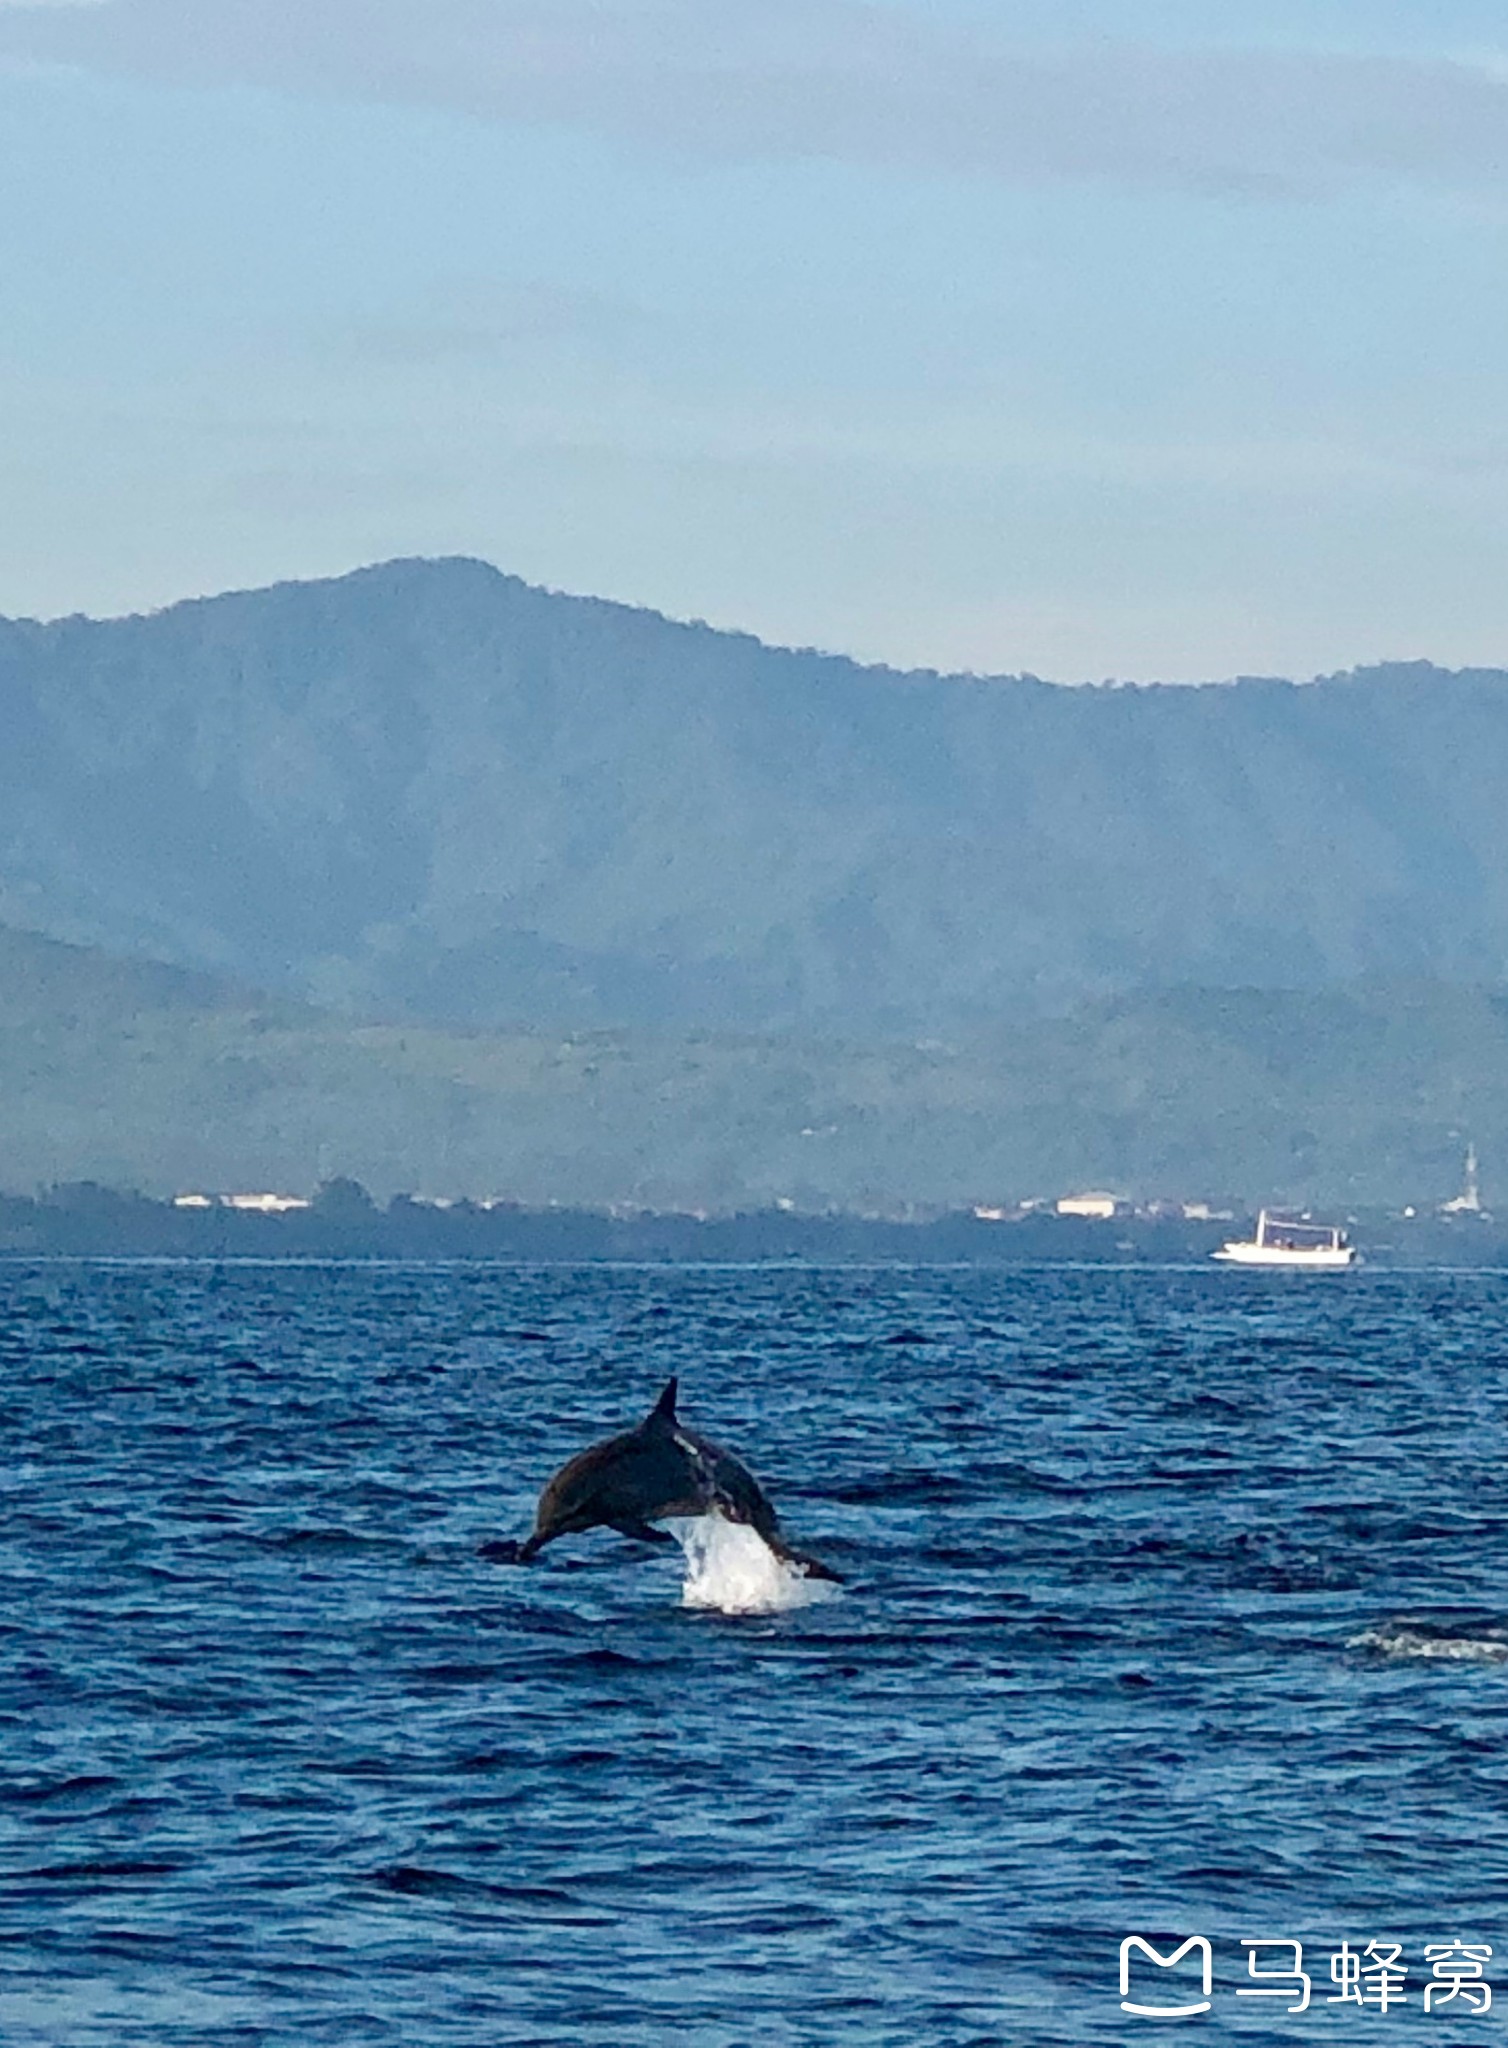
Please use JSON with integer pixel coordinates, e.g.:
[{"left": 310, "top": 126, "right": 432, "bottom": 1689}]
[{"left": 2, "top": 1261, "right": 1507, "bottom": 2045}]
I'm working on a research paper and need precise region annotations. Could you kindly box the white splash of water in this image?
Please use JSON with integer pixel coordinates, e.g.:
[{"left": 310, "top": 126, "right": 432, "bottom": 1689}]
[
  {"left": 666, "top": 1512, "right": 841, "bottom": 1615},
  {"left": 1348, "top": 1626, "right": 1508, "bottom": 1664}
]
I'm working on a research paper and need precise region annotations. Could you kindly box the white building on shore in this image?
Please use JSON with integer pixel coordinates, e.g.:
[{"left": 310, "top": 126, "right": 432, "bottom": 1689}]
[{"left": 1055, "top": 1191, "right": 1122, "bottom": 1220}]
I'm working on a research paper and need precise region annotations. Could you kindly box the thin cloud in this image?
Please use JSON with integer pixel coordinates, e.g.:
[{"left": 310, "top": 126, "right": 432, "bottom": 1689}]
[
  {"left": 348, "top": 281, "right": 653, "bottom": 368},
  {"left": 4, "top": 0, "right": 1508, "bottom": 196}
]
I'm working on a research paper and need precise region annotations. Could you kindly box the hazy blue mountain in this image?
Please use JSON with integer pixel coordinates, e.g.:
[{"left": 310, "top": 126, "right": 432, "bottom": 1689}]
[
  {"left": 0, "top": 925, "right": 1498, "bottom": 1211},
  {"left": 4, "top": 556, "right": 1508, "bottom": 1033}
]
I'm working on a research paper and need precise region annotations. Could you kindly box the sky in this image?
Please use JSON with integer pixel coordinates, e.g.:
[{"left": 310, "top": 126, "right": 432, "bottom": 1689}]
[{"left": 4, "top": 1, "right": 1508, "bottom": 680}]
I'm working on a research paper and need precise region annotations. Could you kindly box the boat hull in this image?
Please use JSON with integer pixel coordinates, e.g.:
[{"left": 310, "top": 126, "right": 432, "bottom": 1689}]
[{"left": 1213, "top": 1242, "right": 1357, "bottom": 1268}]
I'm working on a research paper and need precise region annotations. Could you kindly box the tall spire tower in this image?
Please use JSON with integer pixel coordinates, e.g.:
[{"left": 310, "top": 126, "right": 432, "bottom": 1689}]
[{"left": 1441, "top": 1142, "right": 1483, "bottom": 1215}]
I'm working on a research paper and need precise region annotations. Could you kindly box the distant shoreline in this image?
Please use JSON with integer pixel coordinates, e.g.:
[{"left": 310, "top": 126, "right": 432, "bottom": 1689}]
[{"left": 2, "top": 1185, "right": 1502, "bottom": 1268}]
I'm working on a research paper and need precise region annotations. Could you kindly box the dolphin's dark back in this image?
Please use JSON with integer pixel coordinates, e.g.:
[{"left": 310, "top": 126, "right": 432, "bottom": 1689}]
[
  {"left": 669, "top": 1426, "right": 780, "bottom": 1541},
  {"left": 639, "top": 1378, "right": 782, "bottom": 1539},
  {"left": 486, "top": 1376, "right": 839, "bottom": 1579},
  {"left": 535, "top": 1415, "right": 705, "bottom": 1537}
]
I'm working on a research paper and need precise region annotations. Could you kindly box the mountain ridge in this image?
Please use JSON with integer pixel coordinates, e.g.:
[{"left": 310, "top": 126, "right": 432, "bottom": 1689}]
[
  {"left": 0, "top": 557, "right": 1458, "bottom": 700},
  {"left": 0, "top": 553, "right": 1447, "bottom": 695},
  {"left": 3, "top": 555, "right": 1507, "bottom": 1037}
]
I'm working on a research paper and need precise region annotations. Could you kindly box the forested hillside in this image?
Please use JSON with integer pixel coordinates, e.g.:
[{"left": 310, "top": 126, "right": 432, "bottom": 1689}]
[
  {"left": 4, "top": 558, "right": 1508, "bottom": 1035},
  {"left": 0, "top": 927, "right": 1498, "bottom": 1209}
]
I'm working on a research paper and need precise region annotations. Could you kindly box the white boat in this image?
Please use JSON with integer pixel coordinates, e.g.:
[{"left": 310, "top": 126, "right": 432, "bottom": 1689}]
[{"left": 1213, "top": 1208, "right": 1358, "bottom": 1269}]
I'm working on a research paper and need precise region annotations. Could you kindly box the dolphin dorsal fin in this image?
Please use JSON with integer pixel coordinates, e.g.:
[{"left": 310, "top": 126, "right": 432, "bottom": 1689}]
[{"left": 650, "top": 1377, "right": 679, "bottom": 1424}]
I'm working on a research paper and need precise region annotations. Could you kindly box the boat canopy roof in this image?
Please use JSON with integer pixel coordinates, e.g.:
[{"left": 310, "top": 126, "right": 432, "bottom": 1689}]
[{"left": 1261, "top": 1210, "right": 1344, "bottom": 1241}]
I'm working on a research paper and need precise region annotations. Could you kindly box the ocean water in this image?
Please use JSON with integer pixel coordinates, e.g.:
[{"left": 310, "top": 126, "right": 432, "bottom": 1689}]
[{"left": 2, "top": 1260, "right": 1507, "bottom": 2045}]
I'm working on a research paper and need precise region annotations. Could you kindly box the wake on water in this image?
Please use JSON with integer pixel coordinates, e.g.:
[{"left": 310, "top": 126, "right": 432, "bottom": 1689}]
[
  {"left": 1348, "top": 1624, "right": 1508, "bottom": 1664},
  {"left": 666, "top": 1511, "right": 842, "bottom": 1615}
]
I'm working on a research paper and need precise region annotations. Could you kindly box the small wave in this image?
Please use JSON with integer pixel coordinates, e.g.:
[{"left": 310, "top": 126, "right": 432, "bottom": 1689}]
[
  {"left": 259, "top": 1527, "right": 388, "bottom": 1552},
  {"left": 370, "top": 1865, "right": 576, "bottom": 1906},
  {"left": 1348, "top": 1625, "right": 1508, "bottom": 1664},
  {"left": 0, "top": 1774, "right": 121, "bottom": 1806},
  {"left": 668, "top": 1513, "right": 841, "bottom": 1616}
]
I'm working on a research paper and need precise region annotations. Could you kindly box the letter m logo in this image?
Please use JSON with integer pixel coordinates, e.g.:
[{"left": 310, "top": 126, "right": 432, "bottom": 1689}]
[{"left": 1120, "top": 1935, "right": 1213, "bottom": 2018}]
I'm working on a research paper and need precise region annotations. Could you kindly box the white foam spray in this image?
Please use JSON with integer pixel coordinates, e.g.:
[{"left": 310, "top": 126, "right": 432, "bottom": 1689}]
[
  {"left": 667, "top": 1511, "right": 841, "bottom": 1616},
  {"left": 1348, "top": 1626, "right": 1508, "bottom": 1664}
]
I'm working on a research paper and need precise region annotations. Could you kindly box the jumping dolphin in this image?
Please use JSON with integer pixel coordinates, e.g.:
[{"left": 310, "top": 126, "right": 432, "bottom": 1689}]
[{"left": 480, "top": 1378, "right": 842, "bottom": 1580}]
